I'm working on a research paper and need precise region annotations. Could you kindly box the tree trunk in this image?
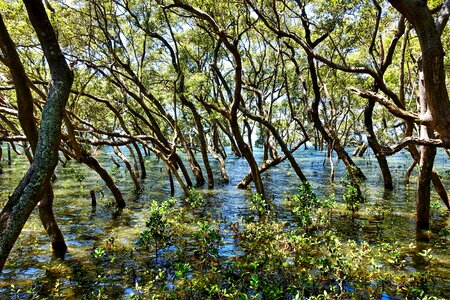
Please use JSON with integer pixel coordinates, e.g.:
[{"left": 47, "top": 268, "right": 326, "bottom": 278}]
[
  {"left": 230, "top": 115, "right": 266, "bottom": 198},
  {"left": 240, "top": 106, "right": 307, "bottom": 182},
  {"left": 132, "top": 142, "right": 146, "bottom": 179},
  {"left": 114, "top": 146, "right": 141, "bottom": 193},
  {"left": 187, "top": 102, "right": 214, "bottom": 188},
  {"left": 38, "top": 182, "right": 67, "bottom": 256},
  {"left": 166, "top": 165, "right": 175, "bottom": 196},
  {"left": 417, "top": 142, "right": 435, "bottom": 230},
  {"left": 217, "top": 121, "right": 241, "bottom": 157},
  {"left": 364, "top": 98, "right": 393, "bottom": 189},
  {"left": 179, "top": 135, "right": 205, "bottom": 186},
  {"left": 125, "top": 144, "right": 139, "bottom": 179},
  {"left": 0, "top": 0, "right": 73, "bottom": 272},
  {"left": 388, "top": 0, "right": 450, "bottom": 142},
  {"left": 81, "top": 154, "right": 126, "bottom": 208}
]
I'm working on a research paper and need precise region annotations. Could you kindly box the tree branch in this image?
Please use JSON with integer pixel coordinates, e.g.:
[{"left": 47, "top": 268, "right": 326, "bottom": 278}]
[{"left": 348, "top": 87, "right": 420, "bottom": 122}]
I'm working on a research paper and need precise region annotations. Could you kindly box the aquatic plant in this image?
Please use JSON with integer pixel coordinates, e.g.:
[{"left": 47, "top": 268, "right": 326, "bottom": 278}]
[
  {"left": 343, "top": 183, "right": 364, "bottom": 213},
  {"left": 249, "top": 193, "right": 270, "bottom": 217},
  {"left": 185, "top": 187, "right": 206, "bottom": 208},
  {"left": 136, "top": 199, "right": 174, "bottom": 263},
  {"left": 284, "top": 182, "right": 334, "bottom": 229}
]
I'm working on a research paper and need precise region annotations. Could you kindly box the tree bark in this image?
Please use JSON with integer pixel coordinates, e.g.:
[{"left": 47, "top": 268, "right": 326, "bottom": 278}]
[
  {"left": 417, "top": 142, "right": 435, "bottom": 230},
  {"left": 132, "top": 142, "right": 146, "bottom": 179},
  {"left": 113, "top": 146, "right": 141, "bottom": 193},
  {"left": 38, "top": 182, "right": 66, "bottom": 256},
  {"left": 0, "top": 0, "right": 73, "bottom": 271},
  {"left": 388, "top": 0, "right": 450, "bottom": 142},
  {"left": 81, "top": 154, "right": 126, "bottom": 208},
  {"left": 1, "top": 6, "right": 67, "bottom": 259},
  {"left": 180, "top": 95, "right": 214, "bottom": 188},
  {"left": 364, "top": 98, "right": 393, "bottom": 189}
]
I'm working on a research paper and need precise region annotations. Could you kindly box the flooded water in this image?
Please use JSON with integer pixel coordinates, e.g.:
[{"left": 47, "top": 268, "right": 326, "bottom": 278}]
[{"left": 0, "top": 145, "right": 449, "bottom": 298}]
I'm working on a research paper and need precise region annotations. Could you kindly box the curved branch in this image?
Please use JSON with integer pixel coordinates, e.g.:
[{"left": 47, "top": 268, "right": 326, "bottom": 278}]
[
  {"left": 348, "top": 87, "right": 419, "bottom": 122},
  {"left": 381, "top": 137, "right": 447, "bottom": 156}
]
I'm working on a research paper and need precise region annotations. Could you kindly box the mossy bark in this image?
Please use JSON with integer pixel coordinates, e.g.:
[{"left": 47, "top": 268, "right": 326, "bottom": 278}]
[{"left": 0, "top": 0, "right": 73, "bottom": 272}]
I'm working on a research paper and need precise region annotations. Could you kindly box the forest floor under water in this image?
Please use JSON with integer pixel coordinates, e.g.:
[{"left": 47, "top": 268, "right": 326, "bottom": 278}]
[{"left": 0, "top": 147, "right": 449, "bottom": 299}]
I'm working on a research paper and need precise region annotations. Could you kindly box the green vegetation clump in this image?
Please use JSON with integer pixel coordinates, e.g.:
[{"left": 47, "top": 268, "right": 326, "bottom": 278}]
[
  {"left": 343, "top": 183, "right": 363, "bottom": 213},
  {"left": 185, "top": 187, "right": 206, "bottom": 208},
  {"left": 284, "top": 182, "right": 335, "bottom": 229},
  {"left": 249, "top": 193, "right": 270, "bottom": 217},
  {"left": 136, "top": 199, "right": 175, "bottom": 262},
  {"left": 19, "top": 194, "right": 434, "bottom": 299}
]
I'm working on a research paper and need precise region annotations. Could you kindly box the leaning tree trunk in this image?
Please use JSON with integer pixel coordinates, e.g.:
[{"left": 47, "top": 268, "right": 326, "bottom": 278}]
[
  {"left": 311, "top": 57, "right": 366, "bottom": 182},
  {"left": 132, "top": 142, "right": 146, "bottom": 179},
  {"left": 0, "top": 0, "right": 73, "bottom": 272},
  {"left": 364, "top": 98, "right": 393, "bottom": 189},
  {"left": 183, "top": 98, "right": 214, "bottom": 188},
  {"left": 81, "top": 154, "right": 126, "bottom": 208},
  {"left": 0, "top": 10, "right": 67, "bottom": 257},
  {"left": 38, "top": 182, "right": 66, "bottom": 256}
]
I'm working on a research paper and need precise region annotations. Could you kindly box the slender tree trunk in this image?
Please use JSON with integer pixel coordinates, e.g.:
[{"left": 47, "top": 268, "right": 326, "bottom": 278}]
[
  {"left": 179, "top": 135, "right": 205, "bottom": 186},
  {"left": 166, "top": 165, "right": 175, "bottom": 196},
  {"left": 132, "top": 142, "right": 146, "bottom": 179},
  {"left": 240, "top": 106, "right": 307, "bottom": 182},
  {"left": 230, "top": 112, "right": 266, "bottom": 198},
  {"left": 364, "top": 98, "right": 393, "bottom": 189},
  {"left": 217, "top": 121, "right": 241, "bottom": 157},
  {"left": 125, "top": 144, "right": 139, "bottom": 179},
  {"left": 172, "top": 154, "right": 193, "bottom": 188},
  {"left": 38, "top": 182, "right": 66, "bottom": 256},
  {"left": 7, "top": 143, "right": 11, "bottom": 166},
  {"left": 188, "top": 103, "right": 214, "bottom": 188},
  {"left": 114, "top": 146, "right": 141, "bottom": 193},
  {"left": 81, "top": 155, "right": 126, "bottom": 208}
]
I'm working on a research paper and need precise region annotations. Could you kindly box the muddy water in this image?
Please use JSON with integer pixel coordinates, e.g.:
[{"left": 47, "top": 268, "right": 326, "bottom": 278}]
[{"left": 0, "top": 146, "right": 449, "bottom": 297}]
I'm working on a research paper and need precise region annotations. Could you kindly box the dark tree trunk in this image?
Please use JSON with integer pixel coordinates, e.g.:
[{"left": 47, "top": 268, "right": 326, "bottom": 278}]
[
  {"left": 0, "top": 0, "right": 73, "bottom": 271},
  {"left": 38, "top": 182, "right": 67, "bottom": 256},
  {"left": 417, "top": 143, "right": 435, "bottom": 230},
  {"left": 240, "top": 106, "right": 307, "bottom": 182},
  {"left": 132, "top": 142, "right": 146, "bottom": 179},
  {"left": 183, "top": 99, "right": 214, "bottom": 188},
  {"left": 81, "top": 154, "right": 126, "bottom": 208},
  {"left": 364, "top": 98, "right": 393, "bottom": 189},
  {"left": 114, "top": 146, "right": 141, "bottom": 193},
  {"left": 166, "top": 165, "right": 175, "bottom": 196},
  {"left": 125, "top": 144, "right": 140, "bottom": 179},
  {"left": 388, "top": 0, "right": 450, "bottom": 140},
  {"left": 0, "top": 8, "right": 67, "bottom": 260}
]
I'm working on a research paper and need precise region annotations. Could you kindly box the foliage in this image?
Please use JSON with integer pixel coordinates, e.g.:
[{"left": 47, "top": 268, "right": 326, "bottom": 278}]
[
  {"left": 249, "top": 193, "right": 270, "bottom": 217},
  {"left": 284, "top": 182, "right": 335, "bottom": 229},
  {"left": 136, "top": 199, "right": 175, "bottom": 262},
  {"left": 2, "top": 190, "right": 446, "bottom": 299},
  {"left": 185, "top": 187, "right": 206, "bottom": 208},
  {"left": 343, "top": 183, "right": 363, "bottom": 213}
]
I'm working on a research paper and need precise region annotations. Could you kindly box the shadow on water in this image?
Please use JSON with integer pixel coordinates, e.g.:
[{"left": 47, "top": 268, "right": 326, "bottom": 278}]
[{"left": 0, "top": 146, "right": 449, "bottom": 297}]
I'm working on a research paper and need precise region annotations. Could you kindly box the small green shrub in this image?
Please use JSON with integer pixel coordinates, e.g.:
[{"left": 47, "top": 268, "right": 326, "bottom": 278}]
[
  {"left": 136, "top": 199, "right": 174, "bottom": 262},
  {"left": 343, "top": 183, "right": 363, "bottom": 213},
  {"left": 284, "top": 182, "right": 334, "bottom": 228},
  {"left": 185, "top": 187, "right": 206, "bottom": 208},
  {"left": 249, "top": 193, "right": 270, "bottom": 217}
]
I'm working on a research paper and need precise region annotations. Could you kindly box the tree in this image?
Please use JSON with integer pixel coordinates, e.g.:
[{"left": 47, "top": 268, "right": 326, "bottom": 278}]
[{"left": 0, "top": 0, "right": 73, "bottom": 271}]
